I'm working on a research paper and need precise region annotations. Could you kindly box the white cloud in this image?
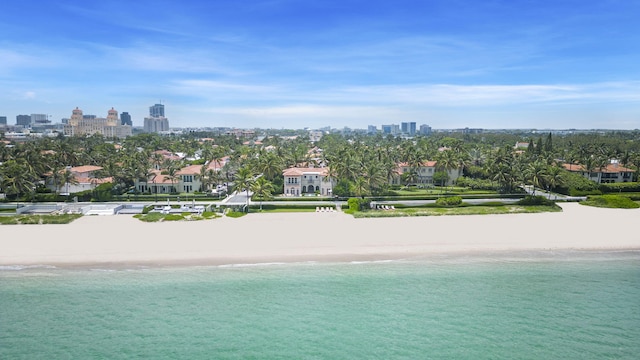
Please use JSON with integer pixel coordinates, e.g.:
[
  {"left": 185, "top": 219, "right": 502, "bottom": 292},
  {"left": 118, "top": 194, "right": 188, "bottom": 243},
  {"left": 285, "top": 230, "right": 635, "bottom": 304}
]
[{"left": 22, "top": 91, "right": 36, "bottom": 99}]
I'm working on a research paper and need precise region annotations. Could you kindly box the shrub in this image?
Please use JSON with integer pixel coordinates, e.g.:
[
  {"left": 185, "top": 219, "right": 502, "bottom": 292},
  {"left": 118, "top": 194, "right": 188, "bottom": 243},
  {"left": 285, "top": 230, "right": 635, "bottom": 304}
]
[
  {"left": 435, "top": 196, "right": 463, "bottom": 207},
  {"left": 347, "top": 197, "right": 371, "bottom": 211},
  {"left": 569, "top": 188, "right": 603, "bottom": 196},
  {"left": 455, "top": 177, "right": 500, "bottom": 191},
  {"left": 226, "top": 211, "right": 246, "bottom": 218},
  {"left": 581, "top": 195, "right": 639, "bottom": 209},
  {"left": 517, "top": 195, "right": 555, "bottom": 206},
  {"left": 556, "top": 170, "right": 600, "bottom": 196},
  {"left": 599, "top": 182, "right": 640, "bottom": 193}
]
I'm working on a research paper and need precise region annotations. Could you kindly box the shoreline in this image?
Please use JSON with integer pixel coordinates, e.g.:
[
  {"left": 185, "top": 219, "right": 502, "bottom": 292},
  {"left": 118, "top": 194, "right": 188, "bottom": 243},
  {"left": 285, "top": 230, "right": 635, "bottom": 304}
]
[{"left": 2, "top": 203, "right": 639, "bottom": 268}]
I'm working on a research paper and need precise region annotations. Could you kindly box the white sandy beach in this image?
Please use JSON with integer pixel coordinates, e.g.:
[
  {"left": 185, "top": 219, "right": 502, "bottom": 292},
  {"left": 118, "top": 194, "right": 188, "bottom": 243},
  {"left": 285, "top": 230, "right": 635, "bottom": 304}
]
[{"left": 1, "top": 202, "right": 639, "bottom": 267}]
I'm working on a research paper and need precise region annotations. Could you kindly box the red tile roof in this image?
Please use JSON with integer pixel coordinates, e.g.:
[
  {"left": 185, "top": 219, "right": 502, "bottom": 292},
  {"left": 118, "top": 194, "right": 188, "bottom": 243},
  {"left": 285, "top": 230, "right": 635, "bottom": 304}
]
[
  {"left": 282, "top": 167, "right": 329, "bottom": 176},
  {"left": 70, "top": 165, "right": 103, "bottom": 173},
  {"left": 563, "top": 163, "right": 634, "bottom": 173}
]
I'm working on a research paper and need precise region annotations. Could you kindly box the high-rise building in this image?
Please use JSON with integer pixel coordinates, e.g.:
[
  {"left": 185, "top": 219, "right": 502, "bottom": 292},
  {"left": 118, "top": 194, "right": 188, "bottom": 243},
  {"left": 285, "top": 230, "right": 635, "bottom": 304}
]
[
  {"left": 382, "top": 124, "right": 400, "bottom": 135},
  {"left": 120, "top": 112, "right": 132, "bottom": 126},
  {"left": 16, "top": 115, "right": 31, "bottom": 127},
  {"left": 401, "top": 122, "right": 416, "bottom": 136},
  {"left": 367, "top": 125, "right": 377, "bottom": 134},
  {"left": 144, "top": 116, "right": 170, "bottom": 133},
  {"left": 419, "top": 124, "right": 432, "bottom": 135},
  {"left": 149, "top": 103, "right": 165, "bottom": 117},
  {"left": 0, "top": 116, "right": 7, "bottom": 125},
  {"left": 144, "top": 103, "right": 169, "bottom": 133},
  {"left": 64, "top": 107, "right": 131, "bottom": 138},
  {"left": 31, "top": 114, "right": 50, "bottom": 124}
]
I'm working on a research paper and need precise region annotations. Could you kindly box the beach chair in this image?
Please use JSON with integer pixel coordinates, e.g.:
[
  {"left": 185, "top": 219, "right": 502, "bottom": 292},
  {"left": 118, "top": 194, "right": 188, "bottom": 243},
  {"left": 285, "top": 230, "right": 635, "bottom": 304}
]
[
  {"left": 316, "top": 206, "right": 320, "bottom": 212},
  {"left": 390, "top": 205, "right": 395, "bottom": 210}
]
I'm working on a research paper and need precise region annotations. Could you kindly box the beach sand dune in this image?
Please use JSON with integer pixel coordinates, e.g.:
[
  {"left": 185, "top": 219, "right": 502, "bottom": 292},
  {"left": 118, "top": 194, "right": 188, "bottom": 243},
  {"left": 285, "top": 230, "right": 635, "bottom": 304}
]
[{"left": 1, "top": 203, "right": 638, "bottom": 267}]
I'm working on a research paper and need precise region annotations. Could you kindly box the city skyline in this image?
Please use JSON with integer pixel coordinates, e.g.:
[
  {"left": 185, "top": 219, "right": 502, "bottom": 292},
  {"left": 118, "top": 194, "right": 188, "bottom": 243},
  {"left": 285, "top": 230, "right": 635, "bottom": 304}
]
[{"left": 1, "top": 1, "right": 639, "bottom": 130}]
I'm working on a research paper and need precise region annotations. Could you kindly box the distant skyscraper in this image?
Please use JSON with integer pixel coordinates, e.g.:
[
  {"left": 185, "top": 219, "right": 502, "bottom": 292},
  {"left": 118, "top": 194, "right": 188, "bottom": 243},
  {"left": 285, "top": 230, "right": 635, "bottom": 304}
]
[
  {"left": 400, "top": 122, "right": 416, "bottom": 136},
  {"left": 120, "top": 112, "right": 132, "bottom": 126},
  {"left": 149, "top": 103, "right": 165, "bottom": 117},
  {"left": 0, "top": 116, "right": 7, "bottom": 125},
  {"left": 31, "top": 114, "right": 49, "bottom": 124},
  {"left": 144, "top": 103, "right": 169, "bottom": 133},
  {"left": 420, "top": 124, "right": 432, "bottom": 135},
  {"left": 382, "top": 124, "right": 400, "bottom": 135},
  {"left": 16, "top": 114, "right": 31, "bottom": 127},
  {"left": 144, "top": 116, "right": 170, "bottom": 133},
  {"left": 408, "top": 122, "right": 416, "bottom": 136},
  {"left": 367, "top": 125, "right": 377, "bottom": 134}
]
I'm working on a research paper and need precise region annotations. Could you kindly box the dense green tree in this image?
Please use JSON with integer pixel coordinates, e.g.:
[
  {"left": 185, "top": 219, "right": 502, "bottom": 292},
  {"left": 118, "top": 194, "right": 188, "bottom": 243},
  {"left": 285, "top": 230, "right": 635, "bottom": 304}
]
[{"left": 251, "top": 176, "right": 275, "bottom": 210}]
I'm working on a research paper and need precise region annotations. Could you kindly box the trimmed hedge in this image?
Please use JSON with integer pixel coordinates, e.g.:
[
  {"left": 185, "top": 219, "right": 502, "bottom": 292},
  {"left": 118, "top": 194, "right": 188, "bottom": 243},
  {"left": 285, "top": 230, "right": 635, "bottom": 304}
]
[
  {"left": 517, "top": 195, "right": 556, "bottom": 206},
  {"left": 599, "top": 182, "right": 640, "bottom": 193},
  {"left": 435, "top": 196, "right": 463, "bottom": 206}
]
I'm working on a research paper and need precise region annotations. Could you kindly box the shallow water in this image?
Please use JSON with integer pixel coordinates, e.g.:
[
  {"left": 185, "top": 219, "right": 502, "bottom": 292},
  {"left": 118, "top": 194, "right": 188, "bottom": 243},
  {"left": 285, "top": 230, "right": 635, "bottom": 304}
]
[{"left": 1, "top": 251, "right": 639, "bottom": 359}]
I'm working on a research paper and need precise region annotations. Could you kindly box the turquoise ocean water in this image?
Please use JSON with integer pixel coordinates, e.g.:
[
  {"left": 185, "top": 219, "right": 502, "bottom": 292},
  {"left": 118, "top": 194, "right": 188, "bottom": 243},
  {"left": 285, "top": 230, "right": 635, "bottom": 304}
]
[{"left": 1, "top": 251, "right": 639, "bottom": 359}]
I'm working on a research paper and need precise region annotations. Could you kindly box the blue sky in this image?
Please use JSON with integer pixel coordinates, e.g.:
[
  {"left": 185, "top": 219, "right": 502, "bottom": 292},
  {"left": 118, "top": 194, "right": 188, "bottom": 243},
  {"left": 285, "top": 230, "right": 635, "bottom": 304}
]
[{"left": 1, "top": 0, "right": 639, "bottom": 130}]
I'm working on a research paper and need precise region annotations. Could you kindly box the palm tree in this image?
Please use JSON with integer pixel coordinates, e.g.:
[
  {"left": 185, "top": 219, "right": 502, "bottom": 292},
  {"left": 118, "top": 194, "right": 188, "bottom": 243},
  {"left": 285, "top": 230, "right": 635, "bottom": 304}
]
[
  {"left": 544, "top": 166, "right": 564, "bottom": 193},
  {"left": 524, "top": 161, "right": 548, "bottom": 195},
  {"left": 352, "top": 176, "right": 369, "bottom": 198},
  {"left": 234, "top": 166, "right": 255, "bottom": 212},
  {"left": 251, "top": 176, "right": 274, "bottom": 210},
  {"left": 0, "top": 160, "right": 36, "bottom": 201},
  {"left": 163, "top": 163, "right": 181, "bottom": 194},
  {"left": 60, "top": 168, "right": 79, "bottom": 196}
]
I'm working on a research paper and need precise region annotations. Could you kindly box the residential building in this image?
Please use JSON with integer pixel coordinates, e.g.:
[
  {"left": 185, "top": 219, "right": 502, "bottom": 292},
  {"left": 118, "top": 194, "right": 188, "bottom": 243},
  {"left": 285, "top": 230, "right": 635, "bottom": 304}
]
[
  {"left": 391, "top": 161, "right": 462, "bottom": 187},
  {"left": 283, "top": 167, "right": 334, "bottom": 196},
  {"left": 63, "top": 107, "right": 132, "bottom": 138},
  {"left": 135, "top": 164, "right": 207, "bottom": 194},
  {"left": 562, "top": 163, "right": 634, "bottom": 183},
  {"left": 47, "top": 165, "right": 112, "bottom": 194},
  {"left": 0, "top": 116, "right": 6, "bottom": 125}
]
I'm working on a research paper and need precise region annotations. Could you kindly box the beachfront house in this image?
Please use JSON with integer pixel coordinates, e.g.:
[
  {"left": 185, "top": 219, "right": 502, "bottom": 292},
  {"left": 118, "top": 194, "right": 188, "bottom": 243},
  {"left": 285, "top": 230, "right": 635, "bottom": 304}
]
[
  {"left": 562, "top": 162, "right": 634, "bottom": 184},
  {"left": 45, "top": 165, "right": 112, "bottom": 194},
  {"left": 283, "top": 167, "right": 334, "bottom": 196},
  {"left": 390, "top": 161, "right": 462, "bottom": 187},
  {"left": 135, "top": 165, "right": 203, "bottom": 194}
]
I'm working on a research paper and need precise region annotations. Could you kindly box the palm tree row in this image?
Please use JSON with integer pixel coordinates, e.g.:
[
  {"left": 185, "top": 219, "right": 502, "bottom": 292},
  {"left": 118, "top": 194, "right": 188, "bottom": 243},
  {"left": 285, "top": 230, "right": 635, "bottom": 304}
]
[{"left": 2, "top": 130, "right": 640, "bottom": 201}]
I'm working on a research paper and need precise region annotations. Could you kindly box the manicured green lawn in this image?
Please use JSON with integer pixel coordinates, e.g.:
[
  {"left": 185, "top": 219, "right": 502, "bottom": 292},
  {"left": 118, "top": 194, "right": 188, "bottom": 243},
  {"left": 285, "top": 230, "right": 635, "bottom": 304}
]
[
  {"left": 251, "top": 208, "right": 317, "bottom": 213},
  {"left": 352, "top": 204, "right": 562, "bottom": 218},
  {"left": 390, "top": 187, "right": 498, "bottom": 196},
  {"left": 0, "top": 214, "right": 83, "bottom": 225},
  {"left": 134, "top": 211, "right": 220, "bottom": 222},
  {"left": 580, "top": 195, "right": 640, "bottom": 209}
]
